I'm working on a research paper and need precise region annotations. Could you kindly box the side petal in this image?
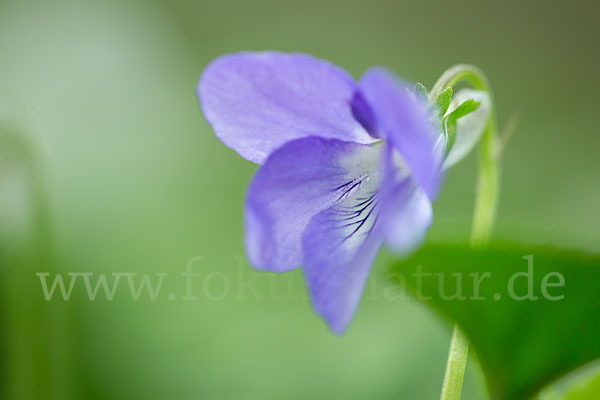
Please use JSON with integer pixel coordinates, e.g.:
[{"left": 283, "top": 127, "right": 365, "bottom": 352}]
[
  {"left": 443, "top": 89, "right": 491, "bottom": 169},
  {"left": 302, "top": 163, "right": 385, "bottom": 335},
  {"left": 198, "top": 52, "right": 375, "bottom": 164},
  {"left": 357, "top": 68, "right": 442, "bottom": 199},
  {"left": 380, "top": 148, "right": 433, "bottom": 254},
  {"left": 382, "top": 185, "right": 432, "bottom": 253},
  {"left": 245, "top": 137, "right": 382, "bottom": 272}
]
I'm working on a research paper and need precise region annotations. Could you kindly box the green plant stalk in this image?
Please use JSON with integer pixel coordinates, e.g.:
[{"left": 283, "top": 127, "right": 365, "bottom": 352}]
[
  {"left": 430, "top": 65, "right": 500, "bottom": 400},
  {"left": 0, "top": 126, "right": 82, "bottom": 399}
]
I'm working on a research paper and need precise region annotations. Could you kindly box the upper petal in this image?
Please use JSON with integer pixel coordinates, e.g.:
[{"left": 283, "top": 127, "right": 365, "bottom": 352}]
[
  {"left": 245, "top": 137, "right": 382, "bottom": 272},
  {"left": 357, "top": 68, "right": 442, "bottom": 198},
  {"left": 198, "top": 52, "right": 375, "bottom": 164}
]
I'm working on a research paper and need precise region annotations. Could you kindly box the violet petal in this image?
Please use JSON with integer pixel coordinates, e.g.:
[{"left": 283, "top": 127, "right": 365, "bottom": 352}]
[
  {"left": 357, "top": 68, "right": 442, "bottom": 198},
  {"left": 245, "top": 137, "right": 382, "bottom": 272},
  {"left": 198, "top": 52, "right": 375, "bottom": 164}
]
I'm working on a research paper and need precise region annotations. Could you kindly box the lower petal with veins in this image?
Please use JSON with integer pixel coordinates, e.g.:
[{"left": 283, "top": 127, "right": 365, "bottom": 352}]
[
  {"left": 302, "top": 145, "right": 434, "bottom": 334},
  {"left": 302, "top": 168, "right": 385, "bottom": 335},
  {"left": 245, "top": 137, "right": 382, "bottom": 272}
]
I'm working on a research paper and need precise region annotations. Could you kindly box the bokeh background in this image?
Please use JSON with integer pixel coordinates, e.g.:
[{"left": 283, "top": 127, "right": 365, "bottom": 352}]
[{"left": 1, "top": 0, "right": 598, "bottom": 399}]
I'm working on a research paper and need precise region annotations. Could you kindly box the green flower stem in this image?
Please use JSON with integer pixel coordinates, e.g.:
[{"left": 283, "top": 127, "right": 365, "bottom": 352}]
[
  {"left": 440, "top": 325, "right": 470, "bottom": 400},
  {"left": 430, "top": 65, "right": 500, "bottom": 400}
]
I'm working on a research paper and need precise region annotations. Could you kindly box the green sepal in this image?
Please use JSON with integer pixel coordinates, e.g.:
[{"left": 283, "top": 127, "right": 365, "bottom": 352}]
[
  {"left": 414, "top": 82, "right": 428, "bottom": 101},
  {"left": 442, "top": 98, "right": 482, "bottom": 156},
  {"left": 446, "top": 98, "right": 481, "bottom": 122},
  {"left": 433, "top": 86, "right": 453, "bottom": 117},
  {"left": 443, "top": 118, "right": 457, "bottom": 158}
]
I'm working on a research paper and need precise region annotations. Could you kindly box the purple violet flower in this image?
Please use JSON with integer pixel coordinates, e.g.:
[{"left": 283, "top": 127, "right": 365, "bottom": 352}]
[{"left": 197, "top": 52, "right": 444, "bottom": 334}]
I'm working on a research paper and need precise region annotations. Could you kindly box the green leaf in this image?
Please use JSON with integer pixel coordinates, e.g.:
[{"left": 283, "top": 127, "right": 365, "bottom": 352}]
[
  {"left": 536, "top": 387, "right": 564, "bottom": 400},
  {"left": 389, "top": 244, "right": 600, "bottom": 400},
  {"left": 434, "top": 86, "right": 453, "bottom": 117},
  {"left": 564, "top": 372, "right": 600, "bottom": 399}
]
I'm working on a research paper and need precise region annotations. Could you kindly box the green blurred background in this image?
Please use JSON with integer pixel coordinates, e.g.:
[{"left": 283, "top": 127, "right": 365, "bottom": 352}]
[{"left": 0, "top": 0, "right": 598, "bottom": 399}]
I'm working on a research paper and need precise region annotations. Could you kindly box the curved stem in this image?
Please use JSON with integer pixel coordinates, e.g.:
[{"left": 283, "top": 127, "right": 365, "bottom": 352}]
[{"left": 432, "top": 65, "right": 501, "bottom": 400}]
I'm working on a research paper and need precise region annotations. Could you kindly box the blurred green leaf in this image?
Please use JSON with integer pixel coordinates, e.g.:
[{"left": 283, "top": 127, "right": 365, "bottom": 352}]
[
  {"left": 390, "top": 244, "right": 600, "bottom": 400},
  {"left": 564, "top": 373, "right": 600, "bottom": 399},
  {"left": 536, "top": 387, "right": 564, "bottom": 400}
]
